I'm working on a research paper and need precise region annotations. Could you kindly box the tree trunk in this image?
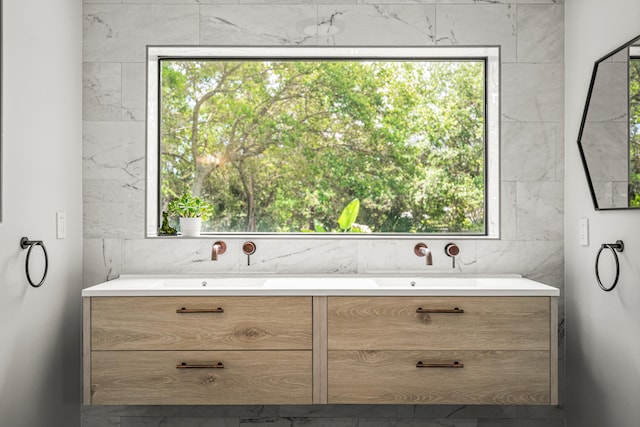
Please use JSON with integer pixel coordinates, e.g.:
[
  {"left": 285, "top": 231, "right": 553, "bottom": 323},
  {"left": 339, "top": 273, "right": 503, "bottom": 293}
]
[
  {"left": 189, "top": 93, "right": 215, "bottom": 197},
  {"left": 248, "top": 175, "right": 256, "bottom": 232},
  {"left": 191, "top": 163, "right": 215, "bottom": 198}
]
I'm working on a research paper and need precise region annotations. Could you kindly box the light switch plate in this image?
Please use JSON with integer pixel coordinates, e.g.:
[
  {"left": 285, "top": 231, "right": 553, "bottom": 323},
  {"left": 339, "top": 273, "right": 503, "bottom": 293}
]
[
  {"left": 56, "top": 211, "right": 66, "bottom": 239},
  {"left": 579, "top": 217, "right": 589, "bottom": 246}
]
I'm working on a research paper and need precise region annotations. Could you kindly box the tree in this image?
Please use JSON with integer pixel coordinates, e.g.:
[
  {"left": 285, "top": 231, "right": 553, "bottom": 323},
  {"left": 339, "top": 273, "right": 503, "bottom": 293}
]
[{"left": 160, "top": 59, "right": 486, "bottom": 233}]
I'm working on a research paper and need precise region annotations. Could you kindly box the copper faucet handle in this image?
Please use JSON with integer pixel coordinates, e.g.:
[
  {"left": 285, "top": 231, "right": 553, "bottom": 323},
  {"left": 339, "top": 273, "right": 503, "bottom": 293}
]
[
  {"left": 242, "top": 241, "right": 256, "bottom": 255},
  {"left": 444, "top": 243, "right": 460, "bottom": 257},
  {"left": 242, "top": 241, "right": 256, "bottom": 266},
  {"left": 444, "top": 243, "right": 459, "bottom": 268}
]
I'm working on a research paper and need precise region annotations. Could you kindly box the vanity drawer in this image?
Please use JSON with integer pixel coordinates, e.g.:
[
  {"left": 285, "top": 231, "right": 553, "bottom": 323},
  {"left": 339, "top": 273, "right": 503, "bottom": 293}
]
[
  {"left": 91, "top": 350, "right": 312, "bottom": 405},
  {"left": 328, "top": 350, "right": 550, "bottom": 405},
  {"left": 92, "top": 296, "right": 312, "bottom": 350},
  {"left": 328, "top": 297, "right": 550, "bottom": 350}
]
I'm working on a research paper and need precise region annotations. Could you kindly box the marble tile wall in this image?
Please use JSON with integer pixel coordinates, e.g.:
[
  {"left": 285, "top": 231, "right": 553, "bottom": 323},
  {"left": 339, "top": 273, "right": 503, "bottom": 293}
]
[{"left": 82, "top": 0, "right": 565, "bottom": 426}]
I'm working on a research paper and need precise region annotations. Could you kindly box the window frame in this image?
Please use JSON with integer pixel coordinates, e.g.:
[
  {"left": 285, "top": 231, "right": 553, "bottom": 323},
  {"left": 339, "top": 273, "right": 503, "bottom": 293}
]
[{"left": 146, "top": 46, "right": 500, "bottom": 239}]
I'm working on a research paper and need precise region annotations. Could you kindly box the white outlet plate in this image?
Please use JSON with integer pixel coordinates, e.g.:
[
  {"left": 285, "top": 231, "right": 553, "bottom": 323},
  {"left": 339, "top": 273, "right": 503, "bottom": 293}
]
[
  {"left": 579, "top": 217, "right": 589, "bottom": 246},
  {"left": 56, "top": 211, "right": 66, "bottom": 239}
]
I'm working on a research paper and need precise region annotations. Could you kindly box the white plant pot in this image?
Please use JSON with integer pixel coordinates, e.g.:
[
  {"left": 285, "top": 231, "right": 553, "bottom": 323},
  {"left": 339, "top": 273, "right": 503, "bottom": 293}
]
[{"left": 179, "top": 217, "right": 202, "bottom": 237}]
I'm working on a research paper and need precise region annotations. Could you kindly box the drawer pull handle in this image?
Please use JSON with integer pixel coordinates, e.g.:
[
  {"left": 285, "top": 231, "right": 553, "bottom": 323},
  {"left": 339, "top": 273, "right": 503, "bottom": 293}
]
[
  {"left": 177, "top": 362, "right": 224, "bottom": 369},
  {"left": 176, "top": 307, "right": 224, "bottom": 313},
  {"left": 416, "top": 307, "right": 464, "bottom": 314},
  {"left": 416, "top": 361, "right": 464, "bottom": 369}
]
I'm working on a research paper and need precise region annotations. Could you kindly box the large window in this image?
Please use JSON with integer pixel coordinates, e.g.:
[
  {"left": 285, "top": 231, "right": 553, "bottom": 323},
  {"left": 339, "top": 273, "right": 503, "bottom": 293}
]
[{"left": 146, "top": 47, "right": 499, "bottom": 237}]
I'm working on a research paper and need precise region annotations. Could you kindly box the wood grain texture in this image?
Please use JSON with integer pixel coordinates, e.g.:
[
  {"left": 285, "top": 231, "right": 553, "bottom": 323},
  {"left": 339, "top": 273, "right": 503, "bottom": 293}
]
[
  {"left": 328, "top": 350, "right": 550, "bottom": 405},
  {"left": 313, "top": 296, "right": 328, "bottom": 404},
  {"left": 92, "top": 296, "right": 312, "bottom": 350},
  {"left": 91, "top": 350, "right": 312, "bottom": 405},
  {"left": 83, "top": 298, "right": 91, "bottom": 405},
  {"left": 550, "top": 296, "right": 558, "bottom": 405},
  {"left": 328, "top": 297, "right": 550, "bottom": 351}
]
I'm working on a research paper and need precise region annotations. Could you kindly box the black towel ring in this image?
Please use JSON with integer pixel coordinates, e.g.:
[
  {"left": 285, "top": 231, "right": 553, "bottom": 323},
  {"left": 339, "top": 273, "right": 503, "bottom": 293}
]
[
  {"left": 20, "top": 237, "right": 49, "bottom": 288},
  {"left": 595, "top": 240, "right": 624, "bottom": 292}
]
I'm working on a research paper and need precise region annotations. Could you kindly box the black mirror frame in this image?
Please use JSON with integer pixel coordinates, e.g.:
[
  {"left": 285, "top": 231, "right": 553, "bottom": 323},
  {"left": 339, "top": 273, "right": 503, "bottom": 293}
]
[{"left": 577, "top": 34, "right": 640, "bottom": 211}]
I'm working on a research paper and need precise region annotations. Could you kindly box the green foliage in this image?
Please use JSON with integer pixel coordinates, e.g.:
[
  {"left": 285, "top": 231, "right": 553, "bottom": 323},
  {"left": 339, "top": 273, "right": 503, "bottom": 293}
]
[
  {"left": 160, "top": 59, "right": 486, "bottom": 233},
  {"left": 167, "top": 193, "right": 214, "bottom": 220},
  {"left": 337, "top": 199, "right": 360, "bottom": 231},
  {"left": 314, "top": 220, "right": 327, "bottom": 233},
  {"left": 301, "top": 198, "right": 371, "bottom": 233}
]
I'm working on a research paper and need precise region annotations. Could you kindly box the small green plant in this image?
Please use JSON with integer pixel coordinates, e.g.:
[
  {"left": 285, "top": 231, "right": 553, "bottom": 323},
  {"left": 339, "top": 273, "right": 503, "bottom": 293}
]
[
  {"left": 167, "top": 193, "right": 214, "bottom": 220},
  {"left": 302, "top": 198, "right": 371, "bottom": 233}
]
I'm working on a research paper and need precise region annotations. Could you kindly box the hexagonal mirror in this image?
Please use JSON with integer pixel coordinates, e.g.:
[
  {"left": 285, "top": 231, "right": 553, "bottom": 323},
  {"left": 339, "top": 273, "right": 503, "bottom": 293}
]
[{"left": 578, "top": 34, "right": 640, "bottom": 209}]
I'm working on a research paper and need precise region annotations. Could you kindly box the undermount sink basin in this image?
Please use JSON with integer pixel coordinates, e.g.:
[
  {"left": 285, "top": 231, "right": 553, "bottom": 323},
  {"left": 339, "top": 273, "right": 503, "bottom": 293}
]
[
  {"left": 376, "top": 277, "right": 479, "bottom": 288},
  {"left": 262, "top": 277, "right": 378, "bottom": 289},
  {"left": 154, "top": 278, "right": 266, "bottom": 289}
]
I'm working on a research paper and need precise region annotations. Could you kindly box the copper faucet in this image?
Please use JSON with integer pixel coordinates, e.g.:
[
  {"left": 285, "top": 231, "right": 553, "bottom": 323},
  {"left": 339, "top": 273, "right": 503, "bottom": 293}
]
[
  {"left": 414, "top": 243, "right": 432, "bottom": 265},
  {"left": 444, "top": 243, "right": 460, "bottom": 268},
  {"left": 211, "top": 241, "right": 227, "bottom": 261}
]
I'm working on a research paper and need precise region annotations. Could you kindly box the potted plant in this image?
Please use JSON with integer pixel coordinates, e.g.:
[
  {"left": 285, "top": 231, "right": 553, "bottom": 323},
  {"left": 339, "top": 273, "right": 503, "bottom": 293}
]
[{"left": 167, "top": 193, "right": 214, "bottom": 237}]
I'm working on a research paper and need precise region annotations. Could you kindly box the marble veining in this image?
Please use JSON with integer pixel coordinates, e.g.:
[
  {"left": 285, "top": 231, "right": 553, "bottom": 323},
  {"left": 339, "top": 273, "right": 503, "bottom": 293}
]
[
  {"left": 83, "top": 63, "right": 122, "bottom": 121},
  {"left": 499, "top": 181, "right": 517, "bottom": 241},
  {"left": 83, "top": 121, "right": 145, "bottom": 180},
  {"left": 435, "top": 4, "right": 516, "bottom": 61},
  {"left": 317, "top": 5, "right": 435, "bottom": 45},
  {"left": 200, "top": 6, "right": 318, "bottom": 45},
  {"left": 516, "top": 4, "right": 564, "bottom": 63},
  {"left": 83, "top": 238, "right": 122, "bottom": 286},
  {"left": 83, "top": 5, "right": 199, "bottom": 62},
  {"left": 84, "top": 179, "right": 144, "bottom": 204},
  {"left": 501, "top": 63, "right": 563, "bottom": 122},
  {"left": 121, "top": 63, "right": 146, "bottom": 121},
  {"left": 516, "top": 181, "right": 564, "bottom": 241},
  {"left": 502, "top": 122, "right": 558, "bottom": 181}
]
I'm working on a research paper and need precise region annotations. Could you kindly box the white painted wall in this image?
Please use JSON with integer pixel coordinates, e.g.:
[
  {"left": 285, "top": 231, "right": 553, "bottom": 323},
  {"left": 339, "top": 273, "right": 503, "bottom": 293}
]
[
  {"left": 565, "top": 1, "right": 640, "bottom": 426},
  {"left": 0, "top": 1, "right": 82, "bottom": 426}
]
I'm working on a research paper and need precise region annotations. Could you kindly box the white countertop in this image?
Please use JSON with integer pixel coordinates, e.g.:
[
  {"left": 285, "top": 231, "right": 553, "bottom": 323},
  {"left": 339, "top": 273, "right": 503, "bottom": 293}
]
[{"left": 82, "top": 274, "right": 560, "bottom": 297}]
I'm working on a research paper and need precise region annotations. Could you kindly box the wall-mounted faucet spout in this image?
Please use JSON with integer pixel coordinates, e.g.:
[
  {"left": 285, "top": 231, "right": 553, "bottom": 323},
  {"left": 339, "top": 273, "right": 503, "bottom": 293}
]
[
  {"left": 211, "top": 241, "right": 227, "bottom": 261},
  {"left": 414, "top": 243, "right": 432, "bottom": 265}
]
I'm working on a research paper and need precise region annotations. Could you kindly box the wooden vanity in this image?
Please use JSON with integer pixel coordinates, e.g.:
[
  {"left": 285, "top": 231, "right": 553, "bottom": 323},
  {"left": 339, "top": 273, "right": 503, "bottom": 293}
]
[
  {"left": 83, "top": 277, "right": 558, "bottom": 406},
  {"left": 326, "top": 296, "right": 556, "bottom": 405},
  {"left": 86, "top": 296, "right": 312, "bottom": 404}
]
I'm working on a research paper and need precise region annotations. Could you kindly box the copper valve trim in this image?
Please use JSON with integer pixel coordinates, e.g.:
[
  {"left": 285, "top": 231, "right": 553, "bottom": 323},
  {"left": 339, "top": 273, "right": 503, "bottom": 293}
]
[{"left": 242, "top": 241, "right": 256, "bottom": 255}]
